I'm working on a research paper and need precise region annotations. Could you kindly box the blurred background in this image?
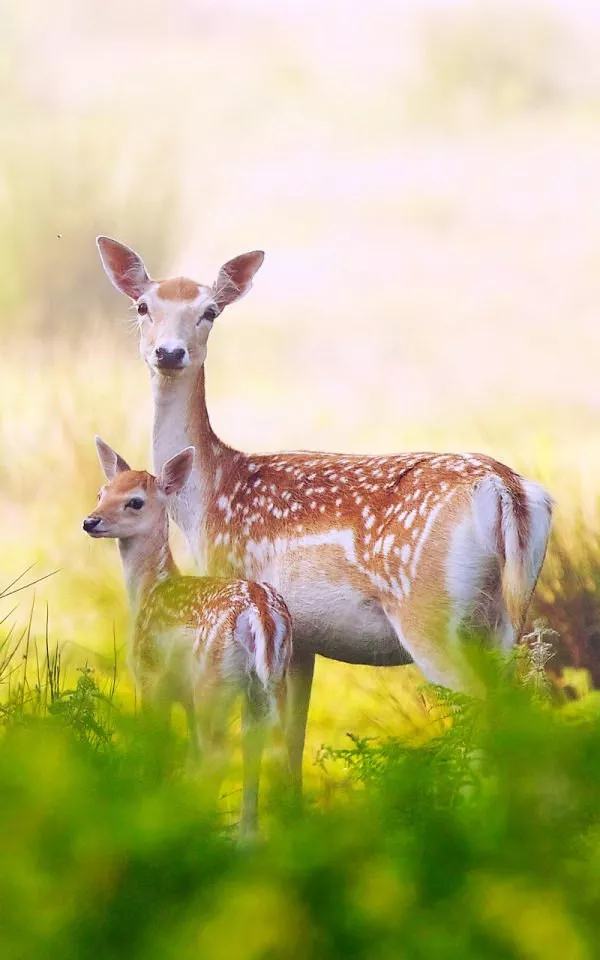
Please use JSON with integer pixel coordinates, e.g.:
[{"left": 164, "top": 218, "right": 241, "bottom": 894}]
[{"left": 2, "top": 0, "right": 600, "bottom": 749}]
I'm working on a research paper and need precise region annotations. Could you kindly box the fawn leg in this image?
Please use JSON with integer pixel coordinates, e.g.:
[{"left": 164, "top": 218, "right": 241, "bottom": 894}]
[{"left": 240, "top": 690, "right": 268, "bottom": 838}]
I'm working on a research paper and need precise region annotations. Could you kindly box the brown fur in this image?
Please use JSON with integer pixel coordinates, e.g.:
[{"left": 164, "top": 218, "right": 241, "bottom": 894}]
[
  {"left": 492, "top": 460, "right": 530, "bottom": 553},
  {"left": 101, "top": 470, "right": 153, "bottom": 494},
  {"left": 156, "top": 277, "right": 202, "bottom": 301}
]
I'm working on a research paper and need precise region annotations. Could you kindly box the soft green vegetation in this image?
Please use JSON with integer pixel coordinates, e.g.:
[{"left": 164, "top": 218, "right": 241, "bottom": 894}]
[{"left": 2, "top": 612, "right": 600, "bottom": 959}]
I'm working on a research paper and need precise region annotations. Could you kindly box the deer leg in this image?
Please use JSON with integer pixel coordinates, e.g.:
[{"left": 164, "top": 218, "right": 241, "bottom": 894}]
[
  {"left": 285, "top": 650, "right": 315, "bottom": 794},
  {"left": 240, "top": 685, "right": 268, "bottom": 838},
  {"left": 138, "top": 674, "right": 172, "bottom": 729},
  {"left": 382, "top": 602, "right": 464, "bottom": 692},
  {"left": 192, "top": 683, "right": 236, "bottom": 808},
  {"left": 383, "top": 603, "right": 483, "bottom": 695},
  {"left": 184, "top": 695, "right": 203, "bottom": 768}
]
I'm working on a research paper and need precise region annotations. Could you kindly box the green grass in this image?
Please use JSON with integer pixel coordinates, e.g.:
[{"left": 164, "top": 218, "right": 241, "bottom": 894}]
[{"left": 1, "top": 614, "right": 600, "bottom": 959}]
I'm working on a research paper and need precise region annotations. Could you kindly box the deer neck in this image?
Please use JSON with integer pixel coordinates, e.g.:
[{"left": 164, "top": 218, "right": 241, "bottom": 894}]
[
  {"left": 151, "top": 363, "right": 236, "bottom": 556},
  {"left": 118, "top": 522, "right": 177, "bottom": 615}
]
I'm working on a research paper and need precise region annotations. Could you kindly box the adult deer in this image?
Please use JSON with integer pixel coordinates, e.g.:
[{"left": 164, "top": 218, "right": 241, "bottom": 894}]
[
  {"left": 84, "top": 439, "right": 292, "bottom": 835},
  {"left": 97, "top": 237, "right": 553, "bottom": 787}
]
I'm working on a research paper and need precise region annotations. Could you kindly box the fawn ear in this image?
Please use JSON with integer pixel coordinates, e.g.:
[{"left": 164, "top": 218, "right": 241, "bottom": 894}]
[
  {"left": 96, "top": 236, "right": 152, "bottom": 300},
  {"left": 95, "top": 436, "right": 131, "bottom": 480},
  {"left": 158, "top": 447, "right": 195, "bottom": 496},
  {"left": 213, "top": 251, "right": 264, "bottom": 310}
]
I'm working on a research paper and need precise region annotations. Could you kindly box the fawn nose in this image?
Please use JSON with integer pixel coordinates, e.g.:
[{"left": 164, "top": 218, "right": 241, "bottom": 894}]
[
  {"left": 155, "top": 344, "right": 187, "bottom": 369},
  {"left": 83, "top": 516, "right": 102, "bottom": 533}
]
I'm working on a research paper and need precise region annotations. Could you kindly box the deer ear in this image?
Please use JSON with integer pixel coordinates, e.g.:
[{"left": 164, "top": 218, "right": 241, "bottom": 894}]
[
  {"left": 213, "top": 251, "right": 264, "bottom": 309},
  {"left": 158, "top": 447, "right": 195, "bottom": 496},
  {"left": 95, "top": 436, "right": 131, "bottom": 480},
  {"left": 96, "top": 236, "right": 152, "bottom": 300}
]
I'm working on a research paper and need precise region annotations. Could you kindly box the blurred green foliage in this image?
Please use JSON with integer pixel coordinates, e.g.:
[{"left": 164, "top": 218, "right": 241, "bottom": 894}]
[{"left": 1, "top": 630, "right": 600, "bottom": 959}]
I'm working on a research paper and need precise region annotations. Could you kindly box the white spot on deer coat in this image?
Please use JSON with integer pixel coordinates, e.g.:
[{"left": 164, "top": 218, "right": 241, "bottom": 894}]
[{"left": 383, "top": 534, "right": 395, "bottom": 556}]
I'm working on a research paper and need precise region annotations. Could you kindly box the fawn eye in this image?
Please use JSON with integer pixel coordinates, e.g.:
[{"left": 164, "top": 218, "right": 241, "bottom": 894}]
[
  {"left": 137, "top": 302, "right": 149, "bottom": 317},
  {"left": 199, "top": 306, "right": 217, "bottom": 324},
  {"left": 126, "top": 497, "right": 145, "bottom": 510}
]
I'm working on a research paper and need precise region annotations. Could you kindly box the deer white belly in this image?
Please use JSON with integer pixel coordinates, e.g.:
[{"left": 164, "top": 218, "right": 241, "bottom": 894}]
[
  {"left": 280, "top": 577, "right": 412, "bottom": 665},
  {"left": 234, "top": 534, "right": 413, "bottom": 666}
]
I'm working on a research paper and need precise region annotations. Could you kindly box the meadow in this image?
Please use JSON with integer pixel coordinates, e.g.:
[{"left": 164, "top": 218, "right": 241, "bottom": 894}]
[{"left": 3, "top": 0, "right": 600, "bottom": 955}]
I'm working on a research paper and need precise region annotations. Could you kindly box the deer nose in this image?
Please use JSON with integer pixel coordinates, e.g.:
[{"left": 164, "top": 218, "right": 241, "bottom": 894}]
[
  {"left": 83, "top": 516, "right": 102, "bottom": 533},
  {"left": 155, "top": 345, "right": 187, "bottom": 368}
]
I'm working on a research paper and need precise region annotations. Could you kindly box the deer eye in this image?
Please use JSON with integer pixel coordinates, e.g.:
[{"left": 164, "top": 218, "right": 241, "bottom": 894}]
[
  {"left": 199, "top": 305, "right": 217, "bottom": 324},
  {"left": 126, "top": 497, "right": 145, "bottom": 510},
  {"left": 137, "top": 302, "right": 149, "bottom": 317}
]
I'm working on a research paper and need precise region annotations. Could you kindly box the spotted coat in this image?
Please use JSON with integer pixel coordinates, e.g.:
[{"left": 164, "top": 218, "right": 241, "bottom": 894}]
[{"left": 134, "top": 573, "right": 292, "bottom": 696}]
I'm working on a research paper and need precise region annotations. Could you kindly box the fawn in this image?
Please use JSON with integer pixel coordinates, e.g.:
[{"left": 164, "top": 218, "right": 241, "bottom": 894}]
[
  {"left": 83, "top": 437, "right": 293, "bottom": 835},
  {"left": 97, "top": 236, "right": 553, "bottom": 787}
]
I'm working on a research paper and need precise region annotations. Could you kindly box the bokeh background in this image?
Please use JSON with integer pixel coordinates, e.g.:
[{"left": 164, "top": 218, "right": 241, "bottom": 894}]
[{"left": 3, "top": 0, "right": 600, "bottom": 751}]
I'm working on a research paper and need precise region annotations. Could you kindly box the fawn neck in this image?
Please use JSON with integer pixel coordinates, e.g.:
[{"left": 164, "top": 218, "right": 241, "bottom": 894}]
[{"left": 118, "top": 516, "right": 177, "bottom": 614}]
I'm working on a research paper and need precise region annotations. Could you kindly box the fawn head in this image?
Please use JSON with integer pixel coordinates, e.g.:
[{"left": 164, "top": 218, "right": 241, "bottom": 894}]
[
  {"left": 83, "top": 438, "right": 195, "bottom": 539},
  {"left": 96, "top": 237, "right": 264, "bottom": 375}
]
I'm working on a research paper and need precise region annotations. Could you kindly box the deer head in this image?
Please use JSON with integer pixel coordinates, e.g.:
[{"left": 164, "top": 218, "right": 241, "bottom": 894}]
[
  {"left": 83, "top": 437, "right": 195, "bottom": 539},
  {"left": 96, "top": 237, "right": 264, "bottom": 375}
]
